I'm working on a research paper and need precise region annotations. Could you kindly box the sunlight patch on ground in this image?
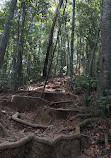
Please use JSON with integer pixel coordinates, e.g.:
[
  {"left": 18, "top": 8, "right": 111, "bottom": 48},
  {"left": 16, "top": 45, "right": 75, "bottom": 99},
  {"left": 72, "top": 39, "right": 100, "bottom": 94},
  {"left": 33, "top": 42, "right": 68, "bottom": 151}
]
[{"left": 19, "top": 77, "right": 68, "bottom": 93}]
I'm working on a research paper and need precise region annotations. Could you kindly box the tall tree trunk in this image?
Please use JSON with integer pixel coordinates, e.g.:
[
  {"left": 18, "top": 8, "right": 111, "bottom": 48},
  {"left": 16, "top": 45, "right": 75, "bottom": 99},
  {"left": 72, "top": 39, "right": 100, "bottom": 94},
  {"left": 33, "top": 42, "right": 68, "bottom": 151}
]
[
  {"left": 47, "top": 24, "right": 61, "bottom": 77},
  {"left": 17, "top": 1, "right": 26, "bottom": 86},
  {"left": 76, "top": 36, "right": 79, "bottom": 74},
  {"left": 99, "top": 0, "right": 111, "bottom": 95},
  {"left": 13, "top": 9, "right": 20, "bottom": 90},
  {"left": 65, "top": 20, "right": 70, "bottom": 76},
  {"left": 41, "top": 26, "right": 61, "bottom": 96},
  {"left": 0, "top": 0, "right": 17, "bottom": 69},
  {"left": 43, "top": 0, "right": 63, "bottom": 78},
  {"left": 53, "top": 44, "right": 59, "bottom": 77},
  {"left": 70, "top": 0, "right": 75, "bottom": 81},
  {"left": 60, "top": 35, "right": 64, "bottom": 76},
  {"left": 27, "top": 52, "right": 31, "bottom": 82}
]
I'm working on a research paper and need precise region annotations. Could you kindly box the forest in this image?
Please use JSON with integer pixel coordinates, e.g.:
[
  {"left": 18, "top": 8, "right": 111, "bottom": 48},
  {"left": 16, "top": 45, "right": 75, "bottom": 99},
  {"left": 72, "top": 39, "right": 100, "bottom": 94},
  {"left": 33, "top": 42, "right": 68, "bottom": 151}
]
[{"left": 0, "top": 0, "right": 111, "bottom": 157}]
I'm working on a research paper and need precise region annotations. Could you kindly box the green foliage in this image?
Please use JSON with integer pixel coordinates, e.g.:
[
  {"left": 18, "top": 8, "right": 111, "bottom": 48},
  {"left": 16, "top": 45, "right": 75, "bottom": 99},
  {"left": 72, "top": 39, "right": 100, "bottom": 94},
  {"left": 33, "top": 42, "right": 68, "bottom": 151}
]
[
  {"left": 75, "top": 74, "right": 98, "bottom": 90},
  {"left": 0, "top": 0, "right": 102, "bottom": 89},
  {"left": 75, "top": 74, "right": 90, "bottom": 89},
  {"left": 92, "top": 94, "right": 111, "bottom": 117}
]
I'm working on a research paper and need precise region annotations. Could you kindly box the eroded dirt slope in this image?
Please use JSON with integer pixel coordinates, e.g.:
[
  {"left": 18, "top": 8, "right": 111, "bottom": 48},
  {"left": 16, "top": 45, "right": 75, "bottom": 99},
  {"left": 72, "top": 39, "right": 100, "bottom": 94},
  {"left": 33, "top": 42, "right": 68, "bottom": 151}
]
[{"left": 0, "top": 77, "right": 111, "bottom": 157}]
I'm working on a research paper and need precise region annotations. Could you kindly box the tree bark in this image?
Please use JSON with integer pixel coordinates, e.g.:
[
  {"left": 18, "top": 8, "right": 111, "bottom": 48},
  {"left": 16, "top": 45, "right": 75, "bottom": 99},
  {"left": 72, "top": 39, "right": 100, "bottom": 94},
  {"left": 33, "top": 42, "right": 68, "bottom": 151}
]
[
  {"left": 65, "top": 15, "right": 70, "bottom": 76},
  {"left": 17, "top": 1, "right": 26, "bottom": 86},
  {"left": 0, "top": 0, "right": 17, "bottom": 69},
  {"left": 13, "top": 9, "right": 20, "bottom": 91},
  {"left": 43, "top": 0, "right": 63, "bottom": 78},
  {"left": 99, "top": 0, "right": 111, "bottom": 95},
  {"left": 27, "top": 52, "right": 31, "bottom": 82},
  {"left": 70, "top": 0, "right": 75, "bottom": 81}
]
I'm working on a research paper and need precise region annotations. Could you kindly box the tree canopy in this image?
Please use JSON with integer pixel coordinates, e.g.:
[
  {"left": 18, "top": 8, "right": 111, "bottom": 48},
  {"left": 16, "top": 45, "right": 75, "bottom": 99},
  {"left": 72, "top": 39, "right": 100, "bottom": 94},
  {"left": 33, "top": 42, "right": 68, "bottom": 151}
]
[{"left": 0, "top": 0, "right": 110, "bottom": 101}]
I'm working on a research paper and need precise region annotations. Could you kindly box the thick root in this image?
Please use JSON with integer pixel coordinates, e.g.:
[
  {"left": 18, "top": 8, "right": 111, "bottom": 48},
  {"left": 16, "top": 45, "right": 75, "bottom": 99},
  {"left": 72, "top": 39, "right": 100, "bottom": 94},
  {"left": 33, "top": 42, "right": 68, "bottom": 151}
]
[
  {"left": 75, "top": 118, "right": 100, "bottom": 134},
  {"left": 69, "top": 113, "right": 95, "bottom": 121},
  {"left": 12, "top": 112, "right": 51, "bottom": 129},
  {"left": 44, "top": 106, "right": 82, "bottom": 112},
  {"left": 50, "top": 100, "right": 75, "bottom": 106},
  {"left": 0, "top": 133, "right": 90, "bottom": 150},
  {"left": 0, "top": 134, "right": 34, "bottom": 150}
]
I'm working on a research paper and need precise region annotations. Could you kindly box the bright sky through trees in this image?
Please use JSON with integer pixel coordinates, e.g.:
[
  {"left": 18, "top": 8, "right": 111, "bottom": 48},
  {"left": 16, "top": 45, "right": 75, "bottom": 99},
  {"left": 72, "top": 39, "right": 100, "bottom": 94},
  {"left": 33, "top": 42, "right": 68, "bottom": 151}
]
[{"left": 0, "top": 0, "right": 10, "bottom": 10}]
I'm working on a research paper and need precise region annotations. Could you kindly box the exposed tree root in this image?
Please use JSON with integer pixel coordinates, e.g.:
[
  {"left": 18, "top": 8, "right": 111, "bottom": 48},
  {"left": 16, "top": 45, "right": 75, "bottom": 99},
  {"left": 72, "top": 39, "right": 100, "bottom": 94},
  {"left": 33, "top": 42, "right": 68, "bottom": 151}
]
[
  {"left": 0, "top": 123, "right": 8, "bottom": 136},
  {"left": 50, "top": 100, "right": 75, "bottom": 106},
  {"left": 12, "top": 112, "right": 51, "bottom": 129},
  {"left": 60, "top": 126, "right": 75, "bottom": 132},
  {"left": 69, "top": 113, "right": 95, "bottom": 121},
  {"left": 75, "top": 118, "right": 101, "bottom": 134},
  {"left": 0, "top": 133, "right": 90, "bottom": 150},
  {"left": 0, "top": 134, "right": 34, "bottom": 150},
  {"left": 44, "top": 106, "right": 82, "bottom": 112},
  {"left": 60, "top": 117, "right": 100, "bottom": 135}
]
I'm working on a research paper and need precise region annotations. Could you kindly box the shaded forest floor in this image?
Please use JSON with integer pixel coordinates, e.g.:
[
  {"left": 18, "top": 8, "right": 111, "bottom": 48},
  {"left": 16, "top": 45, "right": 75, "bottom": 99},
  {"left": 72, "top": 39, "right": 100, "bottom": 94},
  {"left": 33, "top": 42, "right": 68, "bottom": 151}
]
[{"left": 0, "top": 76, "right": 111, "bottom": 157}]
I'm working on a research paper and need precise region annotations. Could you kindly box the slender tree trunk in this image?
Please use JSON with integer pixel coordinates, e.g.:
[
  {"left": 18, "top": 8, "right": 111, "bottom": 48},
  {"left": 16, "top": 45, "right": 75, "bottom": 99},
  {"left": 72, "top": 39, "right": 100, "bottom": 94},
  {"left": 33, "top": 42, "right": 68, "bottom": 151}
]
[
  {"left": 17, "top": 1, "right": 26, "bottom": 86},
  {"left": 43, "top": 0, "right": 63, "bottom": 78},
  {"left": 78, "top": 37, "right": 82, "bottom": 75},
  {"left": 99, "top": 0, "right": 111, "bottom": 95},
  {"left": 64, "top": 12, "right": 70, "bottom": 76},
  {"left": 53, "top": 44, "right": 59, "bottom": 77},
  {"left": 70, "top": 0, "right": 75, "bottom": 81},
  {"left": 13, "top": 9, "right": 20, "bottom": 90},
  {"left": 41, "top": 25, "right": 61, "bottom": 96},
  {"left": 0, "top": 0, "right": 17, "bottom": 69},
  {"left": 60, "top": 35, "right": 64, "bottom": 76},
  {"left": 65, "top": 25, "right": 70, "bottom": 76},
  {"left": 48, "top": 25, "right": 61, "bottom": 77},
  {"left": 13, "top": 50, "right": 17, "bottom": 90},
  {"left": 85, "top": 43, "right": 90, "bottom": 74},
  {"left": 27, "top": 52, "right": 31, "bottom": 82},
  {"left": 76, "top": 36, "right": 79, "bottom": 74}
]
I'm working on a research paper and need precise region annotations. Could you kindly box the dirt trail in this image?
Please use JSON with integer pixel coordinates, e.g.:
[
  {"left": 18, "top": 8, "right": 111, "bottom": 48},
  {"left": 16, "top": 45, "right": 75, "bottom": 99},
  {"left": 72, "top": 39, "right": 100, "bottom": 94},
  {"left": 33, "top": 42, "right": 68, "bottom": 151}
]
[{"left": 0, "top": 77, "right": 111, "bottom": 157}]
